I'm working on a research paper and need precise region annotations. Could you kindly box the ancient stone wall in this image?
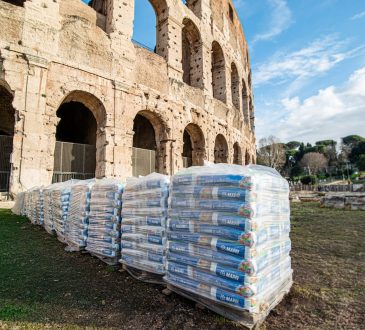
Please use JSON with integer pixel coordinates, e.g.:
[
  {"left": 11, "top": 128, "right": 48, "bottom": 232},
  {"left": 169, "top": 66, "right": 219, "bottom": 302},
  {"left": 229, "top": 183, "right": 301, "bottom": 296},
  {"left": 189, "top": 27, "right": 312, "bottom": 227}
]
[{"left": 0, "top": 0, "right": 256, "bottom": 194}]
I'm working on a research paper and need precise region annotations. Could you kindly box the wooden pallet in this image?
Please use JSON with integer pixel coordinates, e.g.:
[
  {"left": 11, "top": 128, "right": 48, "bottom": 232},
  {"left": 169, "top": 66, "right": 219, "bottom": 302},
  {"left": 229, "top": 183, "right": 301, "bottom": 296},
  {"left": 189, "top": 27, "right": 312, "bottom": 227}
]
[
  {"left": 166, "top": 276, "right": 293, "bottom": 330},
  {"left": 89, "top": 252, "right": 120, "bottom": 266},
  {"left": 122, "top": 264, "right": 165, "bottom": 285}
]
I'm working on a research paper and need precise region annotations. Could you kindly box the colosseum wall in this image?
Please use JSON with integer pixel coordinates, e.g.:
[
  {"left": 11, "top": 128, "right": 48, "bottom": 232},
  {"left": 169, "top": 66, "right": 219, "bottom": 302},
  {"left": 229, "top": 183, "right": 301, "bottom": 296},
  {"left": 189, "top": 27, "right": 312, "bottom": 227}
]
[{"left": 0, "top": 0, "right": 256, "bottom": 195}]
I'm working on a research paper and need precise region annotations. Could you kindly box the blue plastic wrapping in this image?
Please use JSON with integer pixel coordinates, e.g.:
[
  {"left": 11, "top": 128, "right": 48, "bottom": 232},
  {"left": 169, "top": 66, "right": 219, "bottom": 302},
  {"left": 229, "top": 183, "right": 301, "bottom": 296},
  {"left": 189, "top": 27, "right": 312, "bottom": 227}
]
[
  {"left": 165, "top": 164, "right": 292, "bottom": 314},
  {"left": 120, "top": 173, "right": 169, "bottom": 275},
  {"left": 86, "top": 179, "right": 125, "bottom": 264},
  {"left": 65, "top": 180, "right": 95, "bottom": 250}
]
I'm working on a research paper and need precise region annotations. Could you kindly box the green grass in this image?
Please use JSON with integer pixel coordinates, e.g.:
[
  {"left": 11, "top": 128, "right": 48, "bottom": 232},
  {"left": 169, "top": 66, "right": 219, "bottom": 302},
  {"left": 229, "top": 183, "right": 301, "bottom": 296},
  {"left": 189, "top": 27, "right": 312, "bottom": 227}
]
[{"left": 0, "top": 204, "right": 365, "bottom": 329}]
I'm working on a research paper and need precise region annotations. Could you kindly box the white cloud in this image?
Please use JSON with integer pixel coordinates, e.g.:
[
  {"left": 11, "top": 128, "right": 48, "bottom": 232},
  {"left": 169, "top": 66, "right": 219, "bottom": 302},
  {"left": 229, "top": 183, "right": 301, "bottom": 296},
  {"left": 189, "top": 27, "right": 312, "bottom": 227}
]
[
  {"left": 351, "top": 11, "right": 365, "bottom": 20},
  {"left": 253, "top": 0, "right": 293, "bottom": 42},
  {"left": 253, "top": 36, "right": 365, "bottom": 93},
  {"left": 256, "top": 66, "right": 365, "bottom": 144}
]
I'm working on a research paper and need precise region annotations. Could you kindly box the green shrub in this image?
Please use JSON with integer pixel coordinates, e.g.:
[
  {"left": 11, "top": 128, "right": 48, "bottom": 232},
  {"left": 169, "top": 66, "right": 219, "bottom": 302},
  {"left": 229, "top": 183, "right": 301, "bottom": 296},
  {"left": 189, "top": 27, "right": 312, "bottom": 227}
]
[{"left": 300, "top": 175, "right": 318, "bottom": 185}]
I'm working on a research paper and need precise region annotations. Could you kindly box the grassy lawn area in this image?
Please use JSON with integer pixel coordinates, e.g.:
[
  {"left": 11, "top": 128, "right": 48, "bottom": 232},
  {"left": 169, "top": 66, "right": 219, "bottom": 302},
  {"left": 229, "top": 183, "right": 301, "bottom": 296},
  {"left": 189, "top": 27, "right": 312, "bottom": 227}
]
[{"left": 0, "top": 203, "right": 364, "bottom": 329}]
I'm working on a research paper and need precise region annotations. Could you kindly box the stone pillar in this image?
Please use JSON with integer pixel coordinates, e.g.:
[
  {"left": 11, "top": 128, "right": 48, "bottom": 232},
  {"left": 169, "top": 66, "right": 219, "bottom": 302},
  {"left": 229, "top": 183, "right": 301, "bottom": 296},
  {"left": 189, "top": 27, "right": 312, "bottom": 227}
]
[
  {"left": 202, "top": 42, "right": 213, "bottom": 94},
  {"left": 159, "top": 18, "right": 184, "bottom": 81},
  {"left": 105, "top": 0, "right": 134, "bottom": 39},
  {"left": 113, "top": 82, "right": 134, "bottom": 180},
  {"left": 159, "top": 139, "right": 176, "bottom": 176},
  {"left": 11, "top": 55, "right": 51, "bottom": 192}
]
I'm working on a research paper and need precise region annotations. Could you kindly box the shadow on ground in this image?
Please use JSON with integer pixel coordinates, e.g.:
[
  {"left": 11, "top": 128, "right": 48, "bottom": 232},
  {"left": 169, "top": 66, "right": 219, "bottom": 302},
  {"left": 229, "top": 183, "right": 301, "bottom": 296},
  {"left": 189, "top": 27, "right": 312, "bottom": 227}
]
[{"left": 0, "top": 203, "right": 364, "bottom": 329}]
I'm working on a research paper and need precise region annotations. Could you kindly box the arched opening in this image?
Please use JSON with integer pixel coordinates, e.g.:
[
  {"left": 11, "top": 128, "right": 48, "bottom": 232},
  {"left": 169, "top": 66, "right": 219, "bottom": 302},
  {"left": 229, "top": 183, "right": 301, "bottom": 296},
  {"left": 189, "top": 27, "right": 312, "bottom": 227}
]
[
  {"left": 231, "top": 63, "right": 240, "bottom": 110},
  {"left": 233, "top": 142, "right": 242, "bottom": 165},
  {"left": 133, "top": 0, "right": 168, "bottom": 57},
  {"left": 249, "top": 96, "right": 254, "bottom": 129},
  {"left": 53, "top": 91, "right": 106, "bottom": 183},
  {"left": 182, "top": 123, "right": 205, "bottom": 167},
  {"left": 0, "top": 85, "right": 15, "bottom": 192},
  {"left": 245, "top": 150, "right": 251, "bottom": 165},
  {"left": 182, "top": 18, "right": 203, "bottom": 89},
  {"left": 132, "top": 111, "right": 167, "bottom": 176},
  {"left": 182, "top": 130, "right": 193, "bottom": 168},
  {"left": 211, "top": 41, "right": 226, "bottom": 103},
  {"left": 214, "top": 134, "right": 228, "bottom": 164},
  {"left": 242, "top": 79, "right": 249, "bottom": 125},
  {"left": 3, "top": 0, "right": 25, "bottom": 7}
]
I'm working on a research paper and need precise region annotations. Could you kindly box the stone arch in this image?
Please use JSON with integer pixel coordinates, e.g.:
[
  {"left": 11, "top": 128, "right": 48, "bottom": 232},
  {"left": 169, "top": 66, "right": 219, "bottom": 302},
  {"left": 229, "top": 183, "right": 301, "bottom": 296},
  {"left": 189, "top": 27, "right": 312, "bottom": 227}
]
[
  {"left": 233, "top": 142, "right": 242, "bottom": 165},
  {"left": 0, "top": 82, "right": 15, "bottom": 192},
  {"left": 53, "top": 91, "right": 107, "bottom": 182},
  {"left": 245, "top": 150, "right": 251, "bottom": 165},
  {"left": 182, "top": 123, "right": 206, "bottom": 167},
  {"left": 211, "top": 41, "right": 226, "bottom": 103},
  {"left": 214, "top": 134, "right": 228, "bottom": 163},
  {"left": 132, "top": 0, "right": 168, "bottom": 57},
  {"left": 231, "top": 62, "right": 240, "bottom": 110},
  {"left": 132, "top": 110, "right": 169, "bottom": 176},
  {"left": 182, "top": 18, "right": 203, "bottom": 89},
  {"left": 242, "top": 78, "right": 249, "bottom": 124}
]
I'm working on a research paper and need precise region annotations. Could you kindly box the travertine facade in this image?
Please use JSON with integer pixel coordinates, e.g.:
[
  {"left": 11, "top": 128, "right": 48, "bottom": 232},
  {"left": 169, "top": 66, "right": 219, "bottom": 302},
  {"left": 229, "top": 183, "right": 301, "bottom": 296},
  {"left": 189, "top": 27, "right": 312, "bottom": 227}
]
[{"left": 0, "top": 0, "right": 256, "bottom": 195}]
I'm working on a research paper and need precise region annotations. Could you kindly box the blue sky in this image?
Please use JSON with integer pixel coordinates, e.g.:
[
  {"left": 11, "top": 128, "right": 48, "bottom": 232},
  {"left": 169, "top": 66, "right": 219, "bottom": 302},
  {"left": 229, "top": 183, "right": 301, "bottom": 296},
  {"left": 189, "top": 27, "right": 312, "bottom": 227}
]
[{"left": 84, "top": 0, "right": 365, "bottom": 144}]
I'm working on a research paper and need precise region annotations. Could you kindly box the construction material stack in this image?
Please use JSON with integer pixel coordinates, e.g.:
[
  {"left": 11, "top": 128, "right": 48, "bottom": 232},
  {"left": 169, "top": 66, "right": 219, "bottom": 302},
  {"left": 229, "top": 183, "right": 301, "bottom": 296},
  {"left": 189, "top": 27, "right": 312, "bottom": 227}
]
[
  {"left": 165, "top": 164, "right": 292, "bottom": 327},
  {"left": 43, "top": 185, "right": 56, "bottom": 234},
  {"left": 29, "top": 187, "right": 43, "bottom": 225},
  {"left": 120, "top": 173, "right": 169, "bottom": 280},
  {"left": 52, "top": 181, "right": 73, "bottom": 243},
  {"left": 86, "top": 179, "right": 124, "bottom": 265},
  {"left": 65, "top": 180, "right": 94, "bottom": 251}
]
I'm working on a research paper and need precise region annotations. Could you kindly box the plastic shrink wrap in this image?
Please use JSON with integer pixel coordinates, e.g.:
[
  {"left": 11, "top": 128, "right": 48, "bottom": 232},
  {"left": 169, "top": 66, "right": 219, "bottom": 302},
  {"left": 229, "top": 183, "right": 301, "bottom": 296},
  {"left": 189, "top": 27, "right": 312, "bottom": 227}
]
[
  {"left": 120, "top": 173, "right": 170, "bottom": 279},
  {"left": 65, "top": 180, "right": 95, "bottom": 250},
  {"left": 12, "top": 192, "right": 25, "bottom": 216},
  {"left": 86, "top": 179, "right": 124, "bottom": 264},
  {"left": 164, "top": 164, "right": 292, "bottom": 322},
  {"left": 43, "top": 185, "right": 55, "bottom": 234},
  {"left": 51, "top": 181, "right": 74, "bottom": 243},
  {"left": 27, "top": 187, "right": 44, "bottom": 225}
]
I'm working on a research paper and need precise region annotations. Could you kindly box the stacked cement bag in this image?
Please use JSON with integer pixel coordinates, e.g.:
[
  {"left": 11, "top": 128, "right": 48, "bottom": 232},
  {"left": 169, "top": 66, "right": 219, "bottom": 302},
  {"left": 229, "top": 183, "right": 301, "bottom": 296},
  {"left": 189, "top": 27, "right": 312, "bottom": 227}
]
[
  {"left": 165, "top": 164, "right": 292, "bottom": 322},
  {"left": 43, "top": 185, "right": 55, "bottom": 234},
  {"left": 120, "top": 173, "right": 169, "bottom": 277},
  {"left": 86, "top": 179, "right": 124, "bottom": 264},
  {"left": 65, "top": 180, "right": 94, "bottom": 251},
  {"left": 52, "top": 181, "right": 74, "bottom": 243},
  {"left": 29, "top": 187, "right": 44, "bottom": 225}
]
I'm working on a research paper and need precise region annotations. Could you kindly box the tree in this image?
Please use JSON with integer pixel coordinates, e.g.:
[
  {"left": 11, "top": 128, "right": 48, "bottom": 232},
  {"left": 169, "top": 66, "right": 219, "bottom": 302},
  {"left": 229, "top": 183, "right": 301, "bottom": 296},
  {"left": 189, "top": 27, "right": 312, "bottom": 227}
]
[
  {"left": 350, "top": 141, "right": 365, "bottom": 164},
  {"left": 342, "top": 135, "right": 365, "bottom": 147},
  {"left": 286, "top": 141, "right": 301, "bottom": 150},
  {"left": 299, "top": 152, "right": 328, "bottom": 175},
  {"left": 357, "top": 155, "right": 365, "bottom": 171},
  {"left": 257, "top": 136, "right": 286, "bottom": 171}
]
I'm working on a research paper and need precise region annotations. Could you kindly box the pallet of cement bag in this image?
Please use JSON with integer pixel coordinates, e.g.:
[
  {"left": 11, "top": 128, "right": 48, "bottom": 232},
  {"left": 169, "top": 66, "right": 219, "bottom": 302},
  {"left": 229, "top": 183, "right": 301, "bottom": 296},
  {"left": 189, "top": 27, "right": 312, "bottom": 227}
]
[{"left": 166, "top": 276, "right": 292, "bottom": 330}]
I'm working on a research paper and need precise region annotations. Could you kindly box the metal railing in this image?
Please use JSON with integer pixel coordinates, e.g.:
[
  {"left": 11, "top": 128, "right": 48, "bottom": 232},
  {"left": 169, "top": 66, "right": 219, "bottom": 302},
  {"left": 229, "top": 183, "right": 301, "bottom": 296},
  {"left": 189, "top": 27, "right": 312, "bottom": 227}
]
[
  {"left": 52, "top": 172, "right": 95, "bottom": 184},
  {"left": 290, "top": 184, "right": 357, "bottom": 192},
  {"left": 52, "top": 141, "right": 96, "bottom": 183},
  {"left": 0, "top": 135, "right": 12, "bottom": 192},
  {"left": 0, "top": 171, "right": 10, "bottom": 193},
  {"left": 132, "top": 147, "right": 156, "bottom": 177}
]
